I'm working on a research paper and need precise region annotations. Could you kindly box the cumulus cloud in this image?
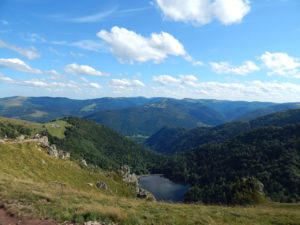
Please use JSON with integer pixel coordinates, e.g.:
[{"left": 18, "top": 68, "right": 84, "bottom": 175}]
[
  {"left": 210, "top": 61, "right": 259, "bottom": 75},
  {"left": 153, "top": 74, "right": 198, "bottom": 87},
  {"left": 151, "top": 77, "right": 300, "bottom": 102},
  {"left": 153, "top": 75, "right": 181, "bottom": 85},
  {"left": 97, "top": 26, "right": 195, "bottom": 64},
  {"left": 0, "top": 58, "right": 42, "bottom": 74},
  {"left": 156, "top": 0, "right": 250, "bottom": 25},
  {"left": 260, "top": 52, "right": 300, "bottom": 78},
  {"left": 89, "top": 82, "right": 102, "bottom": 89},
  {"left": 179, "top": 75, "right": 198, "bottom": 86},
  {"left": 109, "top": 78, "right": 145, "bottom": 90},
  {"left": 0, "top": 39, "right": 40, "bottom": 59},
  {"left": 45, "top": 70, "right": 66, "bottom": 80},
  {"left": 64, "top": 63, "right": 109, "bottom": 76}
]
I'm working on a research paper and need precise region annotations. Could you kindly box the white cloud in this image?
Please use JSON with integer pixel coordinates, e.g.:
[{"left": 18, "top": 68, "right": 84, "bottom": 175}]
[
  {"left": 151, "top": 78, "right": 300, "bottom": 102},
  {"left": 97, "top": 26, "right": 192, "bottom": 64},
  {"left": 260, "top": 52, "right": 300, "bottom": 78},
  {"left": 45, "top": 70, "right": 65, "bottom": 80},
  {"left": 80, "top": 77, "right": 89, "bottom": 82},
  {"left": 0, "top": 58, "right": 42, "bottom": 74},
  {"left": 179, "top": 75, "right": 198, "bottom": 86},
  {"left": 68, "top": 8, "right": 116, "bottom": 23},
  {"left": 109, "top": 78, "right": 145, "bottom": 90},
  {"left": 71, "top": 40, "right": 104, "bottom": 52},
  {"left": 210, "top": 61, "right": 259, "bottom": 75},
  {"left": 153, "top": 75, "right": 181, "bottom": 85},
  {"left": 0, "top": 73, "right": 102, "bottom": 91},
  {"left": 89, "top": 82, "right": 102, "bottom": 89},
  {"left": 22, "top": 79, "right": 48, "bottom": 87},
  {"left": 0, "top": 72, "right": 14, "bottom": 83},
  {"left": 153, "top": 74, "right": 198, "bottom": 87},
  {"left": 156, "top": 0, "right": 250, "bottom": 25},
  {"left": 0, "top": 39, "right": 40, "bottom": 59},
  {"left": 64, "top": 63, "right": 109, "bottom": 76}
]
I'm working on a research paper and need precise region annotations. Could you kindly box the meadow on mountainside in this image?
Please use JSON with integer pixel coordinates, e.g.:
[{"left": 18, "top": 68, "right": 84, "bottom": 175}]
[{"left": 1, "top": 140, "right": 300, "bottom": 225}]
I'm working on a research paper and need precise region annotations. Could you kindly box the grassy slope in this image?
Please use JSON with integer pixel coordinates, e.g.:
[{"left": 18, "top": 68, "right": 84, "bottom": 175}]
[
  {"left": 1, "top": 142, "right": 300, "bottom": 224},
  {"left": 44, "top": 120, "right": 72, "bottom": 139},
  {"left": 0, "top": 116, "right": 42, "bottom": 132}
]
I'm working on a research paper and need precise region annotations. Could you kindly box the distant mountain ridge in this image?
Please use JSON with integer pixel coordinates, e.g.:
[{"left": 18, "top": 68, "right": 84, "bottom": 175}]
[
  {"left": 0, "top": 96, "right": 163, "bottom": 123},
  {"left": 1, "top": 96, "right": 300, "bottom": 137}
]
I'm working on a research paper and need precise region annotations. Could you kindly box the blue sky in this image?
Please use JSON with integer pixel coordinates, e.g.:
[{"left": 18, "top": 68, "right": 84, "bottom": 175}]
[{"left": 0, "top": 0, "right": 300, "bottom": 102}]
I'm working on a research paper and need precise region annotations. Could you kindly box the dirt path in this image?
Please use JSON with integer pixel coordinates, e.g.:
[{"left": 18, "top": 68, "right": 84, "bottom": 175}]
[{"left": 0, "top": 208, "right": 57, "bottom": 225}]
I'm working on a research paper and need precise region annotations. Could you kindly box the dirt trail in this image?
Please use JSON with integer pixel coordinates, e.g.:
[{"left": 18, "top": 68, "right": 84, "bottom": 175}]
[
  {"left": 0, "top": 139, "right": 40, "bottom": 144},
  {"left": 0, "top": 208, "right": 57, "bottom": 225}
]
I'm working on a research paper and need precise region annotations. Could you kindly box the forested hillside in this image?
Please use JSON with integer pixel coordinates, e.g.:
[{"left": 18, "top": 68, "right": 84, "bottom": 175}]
[
  {"left": 85, "top": 99, "right": 226, "bottom": 136},
  {"left": 47, "top": 117, "right": 163, "bottom": 174},
  {"left": 162, "top": 124, "right": 300, "bottom": 204},
  {"left": 0, "top": 116, "right": 162, "bottom": 174},
  {"left": 145, "top": 121, "right": 251, "bottom": 155},
  {"left": 146, "top": 108, "right": 300, "bottom": 155}
]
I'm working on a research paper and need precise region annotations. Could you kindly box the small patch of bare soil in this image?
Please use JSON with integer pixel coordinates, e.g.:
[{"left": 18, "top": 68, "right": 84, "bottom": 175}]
[{"left": 0, "top": 207, "right": 57, "bottom": 225}]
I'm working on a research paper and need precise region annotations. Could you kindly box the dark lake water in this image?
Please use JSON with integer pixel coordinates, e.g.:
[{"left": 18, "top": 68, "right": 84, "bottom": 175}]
[{"left": 139, "top": 175, "right": 190, "bottom": 202}]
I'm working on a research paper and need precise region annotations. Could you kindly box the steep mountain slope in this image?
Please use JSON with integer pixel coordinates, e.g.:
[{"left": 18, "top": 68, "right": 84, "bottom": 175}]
[
  {"left": 85, "top": 99, "right": 226, "bottom": 136},
  {"left": 145, "top": 121, "right": 251, "bottom": 155},
  {"left": 143, "top": 127, "right": 189, "bottom": 155},
  {"left": 48, "top": 117, "right": 162, "bottom": 174},
  {"left": 250, "top": 108, "right": 300, "bottom": 128},
  {"left": 0, "top": 116, "right": 162, "bottom": 174},
  {"left": 146, "top": 108, "right": 300, "bottom": 155},
  {"left": 163, "top": 124, "right": 300, "bottom": 204}
]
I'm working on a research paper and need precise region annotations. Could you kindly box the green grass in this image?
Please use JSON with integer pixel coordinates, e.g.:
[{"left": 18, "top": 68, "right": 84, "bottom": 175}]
[
  {"left": 44, "top": 120, "right": 72, "bottom": 139},
  {"left": 1, "top": 141, "right": 300, "bottom": 224},
  {"left": 0, "top": 116, "right": 43, "bottom": 137}
]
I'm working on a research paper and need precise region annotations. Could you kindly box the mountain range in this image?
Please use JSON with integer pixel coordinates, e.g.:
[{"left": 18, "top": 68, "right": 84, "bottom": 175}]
[{"left": 1, "top": 96, "right": 300, "bottom": 138}]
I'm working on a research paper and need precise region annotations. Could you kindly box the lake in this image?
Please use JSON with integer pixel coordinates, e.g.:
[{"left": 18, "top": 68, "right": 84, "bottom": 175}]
[{"left": 139, "top": 175, "right": 190, "bottom": 202}]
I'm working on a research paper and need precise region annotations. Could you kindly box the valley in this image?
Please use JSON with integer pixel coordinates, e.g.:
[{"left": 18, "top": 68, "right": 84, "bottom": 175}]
[{"left": 1, "top": 97, "right": 300, "bottom": 224}]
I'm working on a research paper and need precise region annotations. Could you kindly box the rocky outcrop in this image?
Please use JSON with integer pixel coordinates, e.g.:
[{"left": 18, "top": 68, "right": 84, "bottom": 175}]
[
  {"left": 58, "top": 150, "right": 70, "bottom": 160},
  {"left": 120, "top": 165, "right": 155, "bottom": 201},
  {"left": 80, "top": 158, "right": 88, "bottom": 166},
  {"left": 40, "top": 136, "right": 49, "bottom": 146},
  {"left": 121, "top": 165, "right": 138, "bottom": 183},
  {"left": 38, "top": 136, "right": 71, "bottom": 160},
  {"left": 96, "top": 181, "right": 108, "bottom": 190},
  {"left": 46, "top": 144, "right": 58, "bottom": 158}
]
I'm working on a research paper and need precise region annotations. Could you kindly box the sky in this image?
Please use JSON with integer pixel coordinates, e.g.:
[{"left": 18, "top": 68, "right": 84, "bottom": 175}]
[{"left": 0, "top": 0, "right": 300, "bottom": 102}]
